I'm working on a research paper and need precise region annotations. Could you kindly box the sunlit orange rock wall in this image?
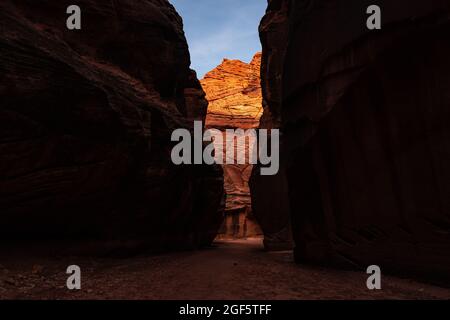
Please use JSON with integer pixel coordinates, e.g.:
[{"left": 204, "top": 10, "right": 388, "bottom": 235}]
[{"left": 201, "top": 53, "right": 263, "bottom": 238}]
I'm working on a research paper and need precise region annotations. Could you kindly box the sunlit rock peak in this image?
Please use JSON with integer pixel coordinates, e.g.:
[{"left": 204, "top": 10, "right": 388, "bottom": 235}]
[{"left": 201, "top": 52, "right": 263, "bottom": 129}]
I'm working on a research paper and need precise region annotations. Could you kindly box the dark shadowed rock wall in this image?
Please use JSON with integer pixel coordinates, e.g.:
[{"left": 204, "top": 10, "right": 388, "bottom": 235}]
[
  {"left": 0, "top": 0, "right": 224, "bottom": 253},
  {"left": 250, "top": 0, "right": 293, "bottom": 251},
  {"left": 257, "top": 0, "right": 450, "bottom": 283}
]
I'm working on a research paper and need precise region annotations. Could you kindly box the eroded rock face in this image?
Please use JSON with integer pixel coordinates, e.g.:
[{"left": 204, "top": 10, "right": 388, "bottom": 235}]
[
  {"left": 0, "top": 0, "right": 224, "bottom": 253},
  {"left": 202, "top": 53, "right": 263, "bottom": 130},
  {"left": 258, "top": 0, "right": 450, "bottom": 283},
  {"left": 201, "top": 54, "right": 263, "bottom": 238}
]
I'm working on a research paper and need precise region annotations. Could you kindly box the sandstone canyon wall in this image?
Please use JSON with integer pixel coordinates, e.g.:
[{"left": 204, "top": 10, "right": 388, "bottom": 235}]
[
  {"left": 201, "top": 54, "right": 263, "bottom": 239},
  {"left": 0, "top": 0, "right": 224, "bottom": 253},
  {"left": 203, "top": 54, "right": 263, "bottom": 130},
  {"left": 249, "top": 0, "right": 293, "bottom": 251},
  {"left": 257, "top": 0, "right": 450, "bottom": 283}
]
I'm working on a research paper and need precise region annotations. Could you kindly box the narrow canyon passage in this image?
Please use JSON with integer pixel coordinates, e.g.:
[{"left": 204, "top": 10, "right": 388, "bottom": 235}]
[
  {"left": 1, "top": 239, "right": 449, "bottom": 300},
  {"left": 1, "top": 0, "right": 450, "bottom": 301}
]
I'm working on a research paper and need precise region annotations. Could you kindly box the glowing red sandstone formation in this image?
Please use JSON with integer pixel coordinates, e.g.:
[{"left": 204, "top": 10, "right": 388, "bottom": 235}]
[
  {"left": 202, "top": 53, "right": 263, "bottom": 130},
  {"left": 201, "top": 53, "right": 263, "bottom": 238}
]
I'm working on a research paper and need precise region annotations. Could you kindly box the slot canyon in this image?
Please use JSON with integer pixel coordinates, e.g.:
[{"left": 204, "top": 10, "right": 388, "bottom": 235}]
[{"left": 0, "top": 0, "right": 449, "bottom": 300}]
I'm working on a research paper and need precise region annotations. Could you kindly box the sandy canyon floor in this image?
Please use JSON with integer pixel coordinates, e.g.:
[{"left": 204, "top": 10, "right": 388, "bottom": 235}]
[{"left": 1, "top": 238, "right": 449, "bottom": 300}]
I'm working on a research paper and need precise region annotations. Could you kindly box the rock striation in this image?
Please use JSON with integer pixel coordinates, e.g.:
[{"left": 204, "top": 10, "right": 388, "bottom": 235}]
[
  {"left": 0, "top": 0, "right": 224, "bottom": 253},
  {"left": 202, "top": 53, "right": 263, "bottom": 130},
  {"left": 256, "top": 0, "right": 450, "bottom": 284},
  {"left": 201, "top": 53, "right": 263, "bottom": 238}
]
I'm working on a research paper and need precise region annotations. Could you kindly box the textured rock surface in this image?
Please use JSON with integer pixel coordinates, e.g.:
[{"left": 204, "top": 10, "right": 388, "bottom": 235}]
[
  {"left": 258, "top": 0, "right": 450, "bottom": 283},
  {"left": 258, "top": 0, "right": 290, "bottom": 130},
  {"left": 0, "top": 0, "right": 224, "bottom": 252},
  {"left": 202, "top": 53, "right": 263, "bottom": 130},
  {"left": 201, "top": 54, "right": 263, "bottom": 238},
  {"left": 250, "top": 0, "right": 293, "bottom": 251}
]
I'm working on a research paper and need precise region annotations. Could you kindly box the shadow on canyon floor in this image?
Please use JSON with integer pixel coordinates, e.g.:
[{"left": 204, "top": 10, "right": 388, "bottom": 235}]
[{"left": 1, "top": 238, "right": 449, "bottom": 300}]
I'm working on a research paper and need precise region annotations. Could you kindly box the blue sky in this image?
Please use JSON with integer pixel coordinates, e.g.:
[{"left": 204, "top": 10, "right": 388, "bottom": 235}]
[{"left": 170, "top": 0, "right": 267, "bottom": 78}]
